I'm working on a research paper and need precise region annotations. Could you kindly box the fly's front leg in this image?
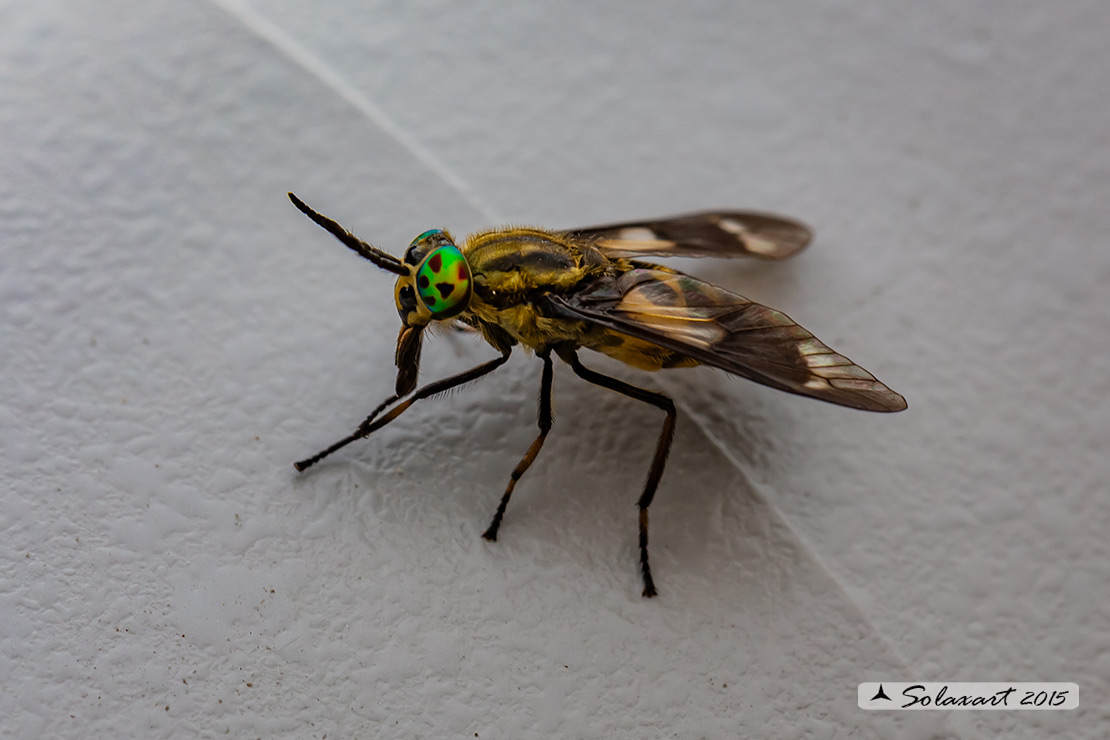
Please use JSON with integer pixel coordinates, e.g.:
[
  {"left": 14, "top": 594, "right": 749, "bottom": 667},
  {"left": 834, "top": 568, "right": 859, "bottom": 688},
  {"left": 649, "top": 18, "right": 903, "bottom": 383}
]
[
  {"left": 293, "top": 392, "right": 401, "bottom": 471},
  {"left": 483, "top": 348, "right": 554, "bottom": 541},
  {"left": 294, "top": 350, "right": 511, "bottom": 471},
  {"left": 558, "top": 346, "right": 675, "bottom": 597}
]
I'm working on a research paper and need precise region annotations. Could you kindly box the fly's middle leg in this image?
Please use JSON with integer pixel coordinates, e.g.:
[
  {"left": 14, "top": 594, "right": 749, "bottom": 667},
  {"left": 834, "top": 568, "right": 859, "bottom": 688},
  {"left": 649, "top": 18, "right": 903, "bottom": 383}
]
[{"left": 483, "top": 348, "right": 554, "bottom": 541}]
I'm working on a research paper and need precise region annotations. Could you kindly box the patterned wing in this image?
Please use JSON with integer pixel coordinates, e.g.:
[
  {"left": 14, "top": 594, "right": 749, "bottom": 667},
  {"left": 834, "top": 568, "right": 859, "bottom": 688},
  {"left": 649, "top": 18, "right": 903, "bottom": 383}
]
[
  {"left": 541, "top": 268, "right": 906, "bottom": 412},
  {"left": 568, "top": 211, "right": 813, "bottom": 261}
]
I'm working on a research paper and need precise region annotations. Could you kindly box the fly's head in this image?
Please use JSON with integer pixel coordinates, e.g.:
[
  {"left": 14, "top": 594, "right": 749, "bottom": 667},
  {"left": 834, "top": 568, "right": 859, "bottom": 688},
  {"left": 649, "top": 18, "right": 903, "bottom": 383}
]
[
  {"left": 389, "top": 228, "right": 473, "bottom": 395},
  {"left": 286, "top": 194, "right": 476, "bottom": 397},
  {"left": 394, "top": 228, "right": 473, "bottom": 328}
]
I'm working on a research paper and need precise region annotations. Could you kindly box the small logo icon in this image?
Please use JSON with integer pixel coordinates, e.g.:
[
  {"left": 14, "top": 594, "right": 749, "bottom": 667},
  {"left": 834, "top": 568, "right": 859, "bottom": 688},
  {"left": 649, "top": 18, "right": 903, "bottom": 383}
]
[{"left": 870, "top": 684, "right": 892, "bottom": 702}]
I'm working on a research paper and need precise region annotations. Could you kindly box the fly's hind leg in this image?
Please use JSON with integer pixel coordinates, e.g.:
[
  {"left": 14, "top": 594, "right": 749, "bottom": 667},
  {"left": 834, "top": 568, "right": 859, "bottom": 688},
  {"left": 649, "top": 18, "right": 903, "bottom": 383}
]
[
  {"left": 557, "top": 346, "right": 675, "bottom": 597},
  {"left": 483, "top": 348, "right": 554, "bottom": 541}
]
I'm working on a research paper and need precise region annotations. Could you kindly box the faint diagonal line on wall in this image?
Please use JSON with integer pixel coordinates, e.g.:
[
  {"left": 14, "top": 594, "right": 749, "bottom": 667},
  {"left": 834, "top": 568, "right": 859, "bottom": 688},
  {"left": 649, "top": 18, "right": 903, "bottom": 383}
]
[
  {"left": 207, "top": 0, "right": 926, "bottom": 693},
  {"left": 209, "top": 0, "right": 501, "bottom": 224}
]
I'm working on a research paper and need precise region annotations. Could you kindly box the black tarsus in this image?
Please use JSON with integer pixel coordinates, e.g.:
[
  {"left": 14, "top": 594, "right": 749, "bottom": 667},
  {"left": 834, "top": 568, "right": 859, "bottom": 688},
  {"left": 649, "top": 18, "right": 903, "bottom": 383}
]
[
  {"left": 294, "top": 350, "right": 511, "bottom": 471},
  {"left": 483, "top": 348, "right": 554, "bottom": 541},
  {"left": 557, "top": 345, "right": 676, "bottom": 597}
]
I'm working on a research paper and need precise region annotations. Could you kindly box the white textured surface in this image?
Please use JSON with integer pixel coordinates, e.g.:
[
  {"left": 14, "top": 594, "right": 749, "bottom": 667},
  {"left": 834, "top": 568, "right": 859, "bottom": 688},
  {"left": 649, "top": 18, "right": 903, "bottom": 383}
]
[{"left": 2, "top": 1, "right": 1107, "bottom": 738}]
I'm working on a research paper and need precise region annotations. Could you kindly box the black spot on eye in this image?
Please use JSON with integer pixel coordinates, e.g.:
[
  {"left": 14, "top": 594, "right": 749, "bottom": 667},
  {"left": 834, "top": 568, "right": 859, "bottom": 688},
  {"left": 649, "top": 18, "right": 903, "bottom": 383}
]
[
  {"left": 436, "top": 282, "right": 453, "bottom": 298},
  {"left": 418, "top": 275, "right": 430, "bottom": 289}
]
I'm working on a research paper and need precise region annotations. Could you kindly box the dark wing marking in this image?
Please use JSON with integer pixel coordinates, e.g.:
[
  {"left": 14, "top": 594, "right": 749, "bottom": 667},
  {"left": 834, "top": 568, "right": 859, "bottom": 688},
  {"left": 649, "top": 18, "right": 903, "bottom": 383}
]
[
  {"left": 541, "top": 268, "right": 906, "bottom": 412},
  {"left": 567, "top": 211, "right": 813, "bottom": 261}
]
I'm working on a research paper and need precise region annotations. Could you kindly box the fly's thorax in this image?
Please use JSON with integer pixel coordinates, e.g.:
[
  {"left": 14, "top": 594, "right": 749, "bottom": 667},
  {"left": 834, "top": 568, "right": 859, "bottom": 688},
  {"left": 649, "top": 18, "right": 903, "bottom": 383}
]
[
  {"left": 394, "top": 228, "right": 474, "bottom": 325},
  {"left": 454, "top": 227, "right": 617, "bottom": 352},
  {"left": 465, "top": 228, "right": 604, "bottom": 294},
  {"left": 460, "top": 227, "right": 613, "bottom": 333}
]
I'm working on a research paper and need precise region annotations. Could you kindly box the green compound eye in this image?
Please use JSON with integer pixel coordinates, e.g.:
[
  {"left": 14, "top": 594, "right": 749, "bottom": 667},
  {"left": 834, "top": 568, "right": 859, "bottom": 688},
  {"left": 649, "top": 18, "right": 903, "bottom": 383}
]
[{"left": 415, "top": 245, "right": 472, "bottom": 318}]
